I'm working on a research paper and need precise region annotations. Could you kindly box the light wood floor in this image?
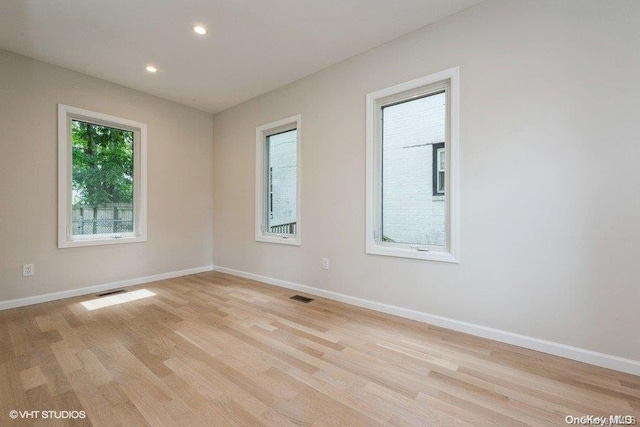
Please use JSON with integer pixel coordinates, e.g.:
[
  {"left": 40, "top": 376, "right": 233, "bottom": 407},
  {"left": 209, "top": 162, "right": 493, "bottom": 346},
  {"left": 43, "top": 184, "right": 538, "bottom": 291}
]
[{"left": 1, "top": 272, "right": 639, "bottom": 426}]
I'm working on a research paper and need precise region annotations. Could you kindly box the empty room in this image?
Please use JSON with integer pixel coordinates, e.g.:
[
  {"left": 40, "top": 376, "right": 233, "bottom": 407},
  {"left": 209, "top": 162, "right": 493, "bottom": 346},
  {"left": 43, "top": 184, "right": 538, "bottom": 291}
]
[{"left": 1, "top": 0, "right": 639, "bottom": 425}]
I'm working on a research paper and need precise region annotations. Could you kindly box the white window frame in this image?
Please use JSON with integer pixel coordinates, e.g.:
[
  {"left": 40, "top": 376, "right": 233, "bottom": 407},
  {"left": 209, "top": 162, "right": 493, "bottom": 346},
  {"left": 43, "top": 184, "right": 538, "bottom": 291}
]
[
  {"left": 58, "top": 104, "right": 147, "bottom": 248},
  {"left": 365, "top": 67, "right": 460, "bottom": 263},
  {"left": 255, "top": 115, "right": 301, "bottom": 246}
]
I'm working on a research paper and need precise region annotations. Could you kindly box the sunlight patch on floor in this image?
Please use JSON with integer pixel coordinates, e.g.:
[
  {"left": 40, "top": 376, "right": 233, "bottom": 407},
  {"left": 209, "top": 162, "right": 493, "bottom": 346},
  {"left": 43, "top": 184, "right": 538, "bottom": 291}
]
[{"left": 80, "top": 289, "right": 156, "bottom": 311}]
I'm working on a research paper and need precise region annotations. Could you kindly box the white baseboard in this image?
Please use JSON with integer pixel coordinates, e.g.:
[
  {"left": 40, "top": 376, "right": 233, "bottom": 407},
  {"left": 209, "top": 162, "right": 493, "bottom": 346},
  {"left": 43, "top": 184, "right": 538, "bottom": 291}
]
[
  {"left": 212, "top": 265, "right": 640, "bottom": 376},
  {"left": 0, "top": 265, "right": 214, "bottom": 311}
]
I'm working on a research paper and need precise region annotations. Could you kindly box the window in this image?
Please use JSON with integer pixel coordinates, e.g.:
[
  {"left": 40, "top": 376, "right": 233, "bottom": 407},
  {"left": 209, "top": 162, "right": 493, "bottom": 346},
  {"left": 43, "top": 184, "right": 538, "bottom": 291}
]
[
  {"left": 366, "top": 68, "right": 459, "bottom": 263},
  {"left": 58, "top": 104, "right": 147, "bottom": 248},
  {"left": 433, "top": 142, "right": 445, "bottom": 196},
  {"left": 255, "top": 115, "right": 301, "bottom": 245}
]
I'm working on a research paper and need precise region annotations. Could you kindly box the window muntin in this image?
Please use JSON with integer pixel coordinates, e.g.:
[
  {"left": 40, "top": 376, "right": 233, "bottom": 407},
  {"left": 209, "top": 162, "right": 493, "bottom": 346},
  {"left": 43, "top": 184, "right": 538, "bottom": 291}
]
[
  {"left": 58, "top": 104, "right": 147, "bottom": 248},
  {"left": 255, "top": 115, "right": 301, "bottom": 245},
  {"left": 366, "top": 67, "right": 459, "bottom": 263}
]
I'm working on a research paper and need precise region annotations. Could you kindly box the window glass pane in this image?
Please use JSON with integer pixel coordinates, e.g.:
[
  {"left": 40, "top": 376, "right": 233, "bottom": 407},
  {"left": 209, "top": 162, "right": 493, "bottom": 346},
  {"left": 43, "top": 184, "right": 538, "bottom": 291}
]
[
  {"left": 382, "top": 91, "right": 446, "bottom": 247},
  {"left": 71, "top": 120, "right": 134, "bottom": 235},
  {"left": 266, "top": 129, "right": 297, "bottom": 234}
]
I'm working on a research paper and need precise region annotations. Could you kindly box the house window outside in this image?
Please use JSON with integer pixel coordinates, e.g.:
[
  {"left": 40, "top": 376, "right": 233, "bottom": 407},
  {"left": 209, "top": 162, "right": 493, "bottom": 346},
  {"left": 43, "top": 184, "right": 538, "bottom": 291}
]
[
  {"left": 366, "top": 68, "right": 459, "bottom": 263},
  {"left": 58, "top": 105, "right": 147, "bottom": 248},
  {"left": 433, "top": 142, "right": 445, "bottom": 196},
  {"left": 255, "top": 115, "right": 301, "bottom": 245}
]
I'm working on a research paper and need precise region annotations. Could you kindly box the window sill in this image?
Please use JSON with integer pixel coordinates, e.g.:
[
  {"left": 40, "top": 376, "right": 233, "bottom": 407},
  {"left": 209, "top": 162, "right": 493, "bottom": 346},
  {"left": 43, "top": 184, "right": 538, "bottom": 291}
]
[
  {"left": 255, "top": 234, "right": 300, "bottom": 246},
  {"left": 366, "top": 244, "right": 458, "bottom": 263},
  {"left": 432, "top": 195, "right": 445, "bottom": 202},
  {"left": 58, "top": 234, "right": 147, "bottom": 249}
]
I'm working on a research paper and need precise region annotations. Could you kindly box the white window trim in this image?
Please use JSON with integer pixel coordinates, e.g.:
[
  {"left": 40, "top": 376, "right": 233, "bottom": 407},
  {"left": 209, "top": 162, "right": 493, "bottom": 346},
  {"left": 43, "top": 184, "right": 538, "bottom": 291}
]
[
  {"left": 57, "top": 104, "right": 147, "bottom": 248},
  {"left": 255, "top": 115, "right": 301, "bottom": 246},
  {"left": 365, "top": 67, "right": 460, "bottom": 263}
]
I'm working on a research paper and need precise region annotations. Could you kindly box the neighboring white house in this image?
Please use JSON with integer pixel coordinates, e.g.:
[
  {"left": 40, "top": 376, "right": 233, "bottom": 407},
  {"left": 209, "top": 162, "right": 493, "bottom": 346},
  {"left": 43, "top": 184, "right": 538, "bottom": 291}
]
[
  {"left": 267, "top": 130, "right": 297, "bottom": 231},
  {"left": 382, "top": 92, "right": 446, "bottom": 247}
]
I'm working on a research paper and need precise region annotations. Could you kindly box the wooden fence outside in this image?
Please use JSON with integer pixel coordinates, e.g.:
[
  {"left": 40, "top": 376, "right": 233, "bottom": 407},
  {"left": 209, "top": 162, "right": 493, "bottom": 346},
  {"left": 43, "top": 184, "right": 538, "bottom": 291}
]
[{"left": 72, "top": 204, "right": 133, "bottom": 235}]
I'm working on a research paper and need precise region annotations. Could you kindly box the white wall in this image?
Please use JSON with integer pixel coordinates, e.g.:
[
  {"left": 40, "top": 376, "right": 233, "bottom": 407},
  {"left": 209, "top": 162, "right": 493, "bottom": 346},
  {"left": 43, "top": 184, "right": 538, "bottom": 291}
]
[
  {"left": 0, "top": 50, "right": 213, "bottom": 302},
  {"left": 212, "top": 0, "right": 640, "bottom": 362}
]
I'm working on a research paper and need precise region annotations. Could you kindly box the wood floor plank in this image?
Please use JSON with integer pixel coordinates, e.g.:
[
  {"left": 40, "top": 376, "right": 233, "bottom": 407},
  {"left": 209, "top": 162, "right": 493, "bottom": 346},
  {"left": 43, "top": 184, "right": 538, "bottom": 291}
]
[{"left": 0, "top": 270, "right": 638, "bottom": 426}]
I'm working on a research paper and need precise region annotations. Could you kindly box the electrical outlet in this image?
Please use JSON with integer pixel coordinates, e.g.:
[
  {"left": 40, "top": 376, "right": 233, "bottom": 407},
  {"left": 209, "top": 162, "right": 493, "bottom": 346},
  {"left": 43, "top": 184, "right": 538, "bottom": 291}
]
[
  {"left": 322, "top": 257, "right": 329, "bottom": 270},
  {"left": 22, "top": 264, "right": 35, "bottom": 277}
]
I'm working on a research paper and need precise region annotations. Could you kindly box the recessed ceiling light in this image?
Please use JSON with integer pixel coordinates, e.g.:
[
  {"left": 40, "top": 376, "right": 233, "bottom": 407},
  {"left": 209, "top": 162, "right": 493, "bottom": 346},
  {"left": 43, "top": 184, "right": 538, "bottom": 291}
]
[
  {"left": 193, "top": 25, "right": 207, "bottom": 35},
  {"left": 146, "top": 65, "right": 157, "bottom": 73}
]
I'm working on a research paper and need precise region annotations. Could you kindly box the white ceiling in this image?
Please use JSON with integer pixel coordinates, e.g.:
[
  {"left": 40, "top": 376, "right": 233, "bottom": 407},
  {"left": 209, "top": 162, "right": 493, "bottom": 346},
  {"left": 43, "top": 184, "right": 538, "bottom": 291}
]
[{"left": 0, "top": 0, "right": 481, "bottom": 114}]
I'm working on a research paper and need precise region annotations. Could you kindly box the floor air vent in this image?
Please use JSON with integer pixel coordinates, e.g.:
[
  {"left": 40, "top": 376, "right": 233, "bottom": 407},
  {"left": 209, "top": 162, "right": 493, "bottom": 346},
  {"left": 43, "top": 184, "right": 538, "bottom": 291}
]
[
  {"left": 290, "top": 295, "right": 314, "bottom": 303},
  {"left": 96, "top": 289, "right": 127, "bottom": 297}
]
